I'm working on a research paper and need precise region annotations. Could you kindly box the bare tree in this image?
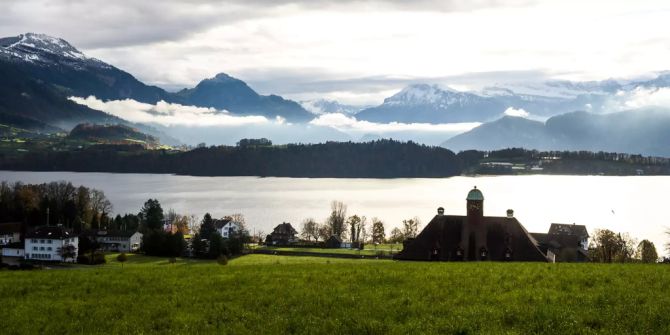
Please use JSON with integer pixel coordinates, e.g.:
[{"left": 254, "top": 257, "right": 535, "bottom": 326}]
[
  {"left": 301, "top": 218, "right": 319, "bottom": 242},
  {"left": 401, "top": 216, "right": 422, "bottom": 239}
]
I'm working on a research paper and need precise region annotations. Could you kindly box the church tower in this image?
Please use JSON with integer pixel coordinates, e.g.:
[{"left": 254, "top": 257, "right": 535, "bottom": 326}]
[{"left": 464, "top": 186, "right": 486, "bottom": 260}]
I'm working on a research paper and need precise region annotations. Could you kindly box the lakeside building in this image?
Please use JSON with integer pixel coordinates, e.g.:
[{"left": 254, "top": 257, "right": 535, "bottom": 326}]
[
  {"left": 266, "top": 222, "right": 298, "bottom": 246},
  {"left": 24, "top": 225, "right": 78, "bottom": 262},
  {"left": 395, "top": 187, "right": 587, "bottom": 262}
]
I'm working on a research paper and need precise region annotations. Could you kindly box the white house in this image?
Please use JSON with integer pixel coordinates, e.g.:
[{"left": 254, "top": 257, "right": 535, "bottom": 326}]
[
  {"left": 1, "top": 242, "right": 25, "bottom": 265},
  {"left": 215, "top": 219, "right": 240, "bottom": 239},
  {"left": 83, "top": 230, "right": 142, "bottom": 252},
  {"left": 0, "top": 222, "right": 21, "bottom": 246},
  {"left": 25, "top": 226, "right": 78, "bottom": 262}
]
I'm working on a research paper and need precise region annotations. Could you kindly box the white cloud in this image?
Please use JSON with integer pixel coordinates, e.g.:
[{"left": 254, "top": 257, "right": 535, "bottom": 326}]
[
  {"left": 309, "top": 113, "right": 480, "bottom": 133},
  {"left": 618, "top": 87, "right": 670, "bottom": 110},
  {"left": 68, "top": 96, "right": 268, "bottom": 127},
  {"left": 503, "top": 107, "right": 529, "bottom": 118}
]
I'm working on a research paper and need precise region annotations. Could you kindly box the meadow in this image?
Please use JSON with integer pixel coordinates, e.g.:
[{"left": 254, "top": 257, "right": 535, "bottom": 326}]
[{"left": 1, "top": 254, "right": 669, "bottom": 334}]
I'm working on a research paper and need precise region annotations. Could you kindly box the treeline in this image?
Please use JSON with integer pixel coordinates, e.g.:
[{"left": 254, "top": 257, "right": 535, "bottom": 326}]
[
  {"left": 0, "top": 181, "right": 113, "bottom": 232},
  {"left": 1, "top": 140, "right": 669, "bottom": 177}
]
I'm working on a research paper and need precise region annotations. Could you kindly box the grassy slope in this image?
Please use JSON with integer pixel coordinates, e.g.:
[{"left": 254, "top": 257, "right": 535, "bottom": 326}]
[{"left": 1, "top": 254, "right": 669, "bottom": 334}]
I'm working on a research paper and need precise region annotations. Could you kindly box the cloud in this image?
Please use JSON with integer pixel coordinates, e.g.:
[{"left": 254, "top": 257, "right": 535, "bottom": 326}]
[
  {"left": 68, "top": 96, "right": 268, "bottom": 127},
  {"left": 503, "top": 107, "right": 530, "bottom": 118},
  {"left": 309, "top": 113, "right": 480, "bottom": 133},
  {"left": 617, "top": 87, "right": 670, "bottom": 110}
]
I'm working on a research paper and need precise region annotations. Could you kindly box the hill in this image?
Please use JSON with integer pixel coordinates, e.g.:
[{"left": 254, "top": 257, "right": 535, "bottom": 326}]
[{"left": 67, "top": 123, "right": 159, "bottom": 146}]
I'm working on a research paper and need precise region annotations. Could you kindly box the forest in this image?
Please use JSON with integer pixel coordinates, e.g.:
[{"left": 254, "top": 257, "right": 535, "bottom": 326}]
[{"left": 1, "top": 139, "right": 669, "bottom": 177}]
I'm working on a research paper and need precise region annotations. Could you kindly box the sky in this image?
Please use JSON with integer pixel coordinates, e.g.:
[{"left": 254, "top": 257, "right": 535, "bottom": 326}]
[{"left": 2, "top": 0, "right": 670, "bottom": 105}]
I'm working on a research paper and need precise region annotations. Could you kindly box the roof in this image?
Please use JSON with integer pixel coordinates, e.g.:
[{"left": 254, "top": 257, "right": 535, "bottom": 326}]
[
  {"left": 213, "top": 218, "right": 232, "bottom": 229},
  {"left": 466, "top": 186, "right": 484, "bottom": 201},
  {"left": 327, "top": 235, "right": 342, "bottom": 243},
  {"left": 25, "top": 226, "right": 73, "bottom": 239},
  {"left": 0, "top": 222, "right": 21, "bottom": 235},
  {"left": 271, "top": 222, "right": 297, "bottom": 235},
  {"left": 396, "top": 214, "right": 547, "bottom": 262},
  {"left": 2, "top": 241, "right": 24, "bottom": 249},
  {"left": 82, "top": 230, "right": 139, "bottom": 238},
  {"left": 548, "top": 223, "right": 589, "bottom": 237}
]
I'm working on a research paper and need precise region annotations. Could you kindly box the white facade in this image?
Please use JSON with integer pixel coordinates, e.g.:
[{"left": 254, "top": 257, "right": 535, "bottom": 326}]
[
  {"left": 218, "top": 221, "right": 240, "bottom": 239},
  {"left": 25, "top": 236, "right": 78, "bottom": 262},
  {"left": 1, "top": 247, "right": 24, "bottom": 258},
  {"left": 94, "top": 232, "right": 142, "bottom": 252}
]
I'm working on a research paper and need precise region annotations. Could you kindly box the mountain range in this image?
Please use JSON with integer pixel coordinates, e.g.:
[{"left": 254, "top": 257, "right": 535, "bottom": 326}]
[
  {"left": 443, "top": 109, "right": 670, "bottom": 157},
  {"left": 2, "top": 33, "right": 670, "bottom": 156}
]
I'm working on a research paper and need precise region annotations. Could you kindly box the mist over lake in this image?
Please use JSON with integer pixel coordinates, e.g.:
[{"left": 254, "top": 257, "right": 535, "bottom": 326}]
[{"left": 1, "top": 171, "right": 666, "bottom": 256}]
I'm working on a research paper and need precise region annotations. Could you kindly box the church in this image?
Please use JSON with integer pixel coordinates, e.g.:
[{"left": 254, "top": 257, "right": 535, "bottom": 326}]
[{"left": 395, "top": 187, "right": 551, "bottom": 262}]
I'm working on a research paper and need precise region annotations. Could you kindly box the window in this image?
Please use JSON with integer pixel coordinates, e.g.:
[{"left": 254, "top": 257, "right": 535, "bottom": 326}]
[
  {"left": 47, "top": 247, "right": 52, "bottom": 251},
  {"left": 33, "top": 246, "right": 38, "bottom": 251},
  {"left": 32, "top": 239, "right": 37, "bottom": 243},
  {"left": 40, "top": 239, "right": 45, "bottom": 243},
  {"left": 48, "top": 240, "right": 52, "bottom": 244}
]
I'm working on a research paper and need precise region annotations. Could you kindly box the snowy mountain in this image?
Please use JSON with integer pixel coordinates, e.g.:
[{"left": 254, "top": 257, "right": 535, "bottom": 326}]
[
  {"left": 0, "top": 33, "right": 108, "bottom": 68},
  {"left": 300, "top": 99, "right": 364, "bottom": 115},
  {"left": 356, "top": 84, "right": 506, "bottom": 123}
]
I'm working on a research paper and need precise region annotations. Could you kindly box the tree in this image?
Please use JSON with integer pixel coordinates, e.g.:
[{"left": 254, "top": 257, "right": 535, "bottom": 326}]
[
  {"left": 139, "top": 199, "right": 164, "bottom": 231},
  {"left": 371, "top": 217, "right": 386, "bottom": 244},
  {"left": 401, "top": 217, "right": 421, "bottom": 239},
  {"left": 389, "top": 227, "right": 404, "bottom": 244},
  {"left": 589, "top": 229, "right": 637, "bottom": 263},
  {"left": 301, "top": 218, "right": 318, "bottom": 242},
  {"left": 636, "top": 240, "right": 658, "bottom": 263},
  {"left": 318, "top": 224, "right": 331, "bottom": 242},
  {"left": 346, "top": 215, "right": 362, "bottom": 243},
  {"left": 57, "top": 243, "right": 77, "bottom": 263},
  {"left": 117, "top": 253, "right": 128, "bottom": 268},
  {"left": 326, "top": 201, "right": 347, "bottom": 238},
  {"left": 209, "top": 232, "right": 225, "bottom": 258},
  {"left": 191, "top": 233, "right": 208, "bottom": 258},
  {"left": 200, "top": 213, "right": 216, "bottom": 240}
]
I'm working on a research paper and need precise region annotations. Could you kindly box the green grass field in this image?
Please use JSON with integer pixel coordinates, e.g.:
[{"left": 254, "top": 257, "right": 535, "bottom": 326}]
[{"left": 1, "top": 254, "right": 669, "bottom": 334}]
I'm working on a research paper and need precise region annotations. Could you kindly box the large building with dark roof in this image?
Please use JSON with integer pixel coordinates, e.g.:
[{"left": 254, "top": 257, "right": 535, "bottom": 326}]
[{"left": 395, "top": 187, "right": 550, "bottom": 262}]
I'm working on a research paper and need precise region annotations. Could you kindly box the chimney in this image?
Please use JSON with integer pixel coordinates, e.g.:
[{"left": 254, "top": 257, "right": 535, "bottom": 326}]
[
  {"left": 437, "top": 207, "right": 445, "bottom": 216},
  {"left": 506, "top": 209, "right": 514, "bottom": 218}
]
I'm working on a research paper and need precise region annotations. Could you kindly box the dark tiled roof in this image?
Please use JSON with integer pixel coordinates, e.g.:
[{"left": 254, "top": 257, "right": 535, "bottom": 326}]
[
  {"left": 82, "top": 230, "right": 138, "bottom": 238},
  {"left": 395, "top": 215, "right": 548, "bottom": 262},
  {"left": 548, "top": 223, "right": 589, "bottom": 237},
  {"left": 0, "top": 222, "right": 21, "bottom": 235},
  {"left": 2, "top": 241, "right": 24, "bottom": 249},
  {"left": 271, "top": 222, "right": 297, "bottom": 235},
  {"left": 213, "top": 219, "right": 233, "bottom": 229},
  {"left": 25, "top": 226, "right": 73, "bottom": 239}
]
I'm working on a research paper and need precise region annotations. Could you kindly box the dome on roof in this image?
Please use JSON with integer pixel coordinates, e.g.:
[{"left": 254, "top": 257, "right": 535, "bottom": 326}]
[{"left": 466, "top": 186, "right": 484, "bottom": 201}]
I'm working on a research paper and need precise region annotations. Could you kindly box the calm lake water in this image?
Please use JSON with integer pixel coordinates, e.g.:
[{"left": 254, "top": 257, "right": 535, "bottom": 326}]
[{"left": 1, "top": 171, "right": 668, "bottom": 256}]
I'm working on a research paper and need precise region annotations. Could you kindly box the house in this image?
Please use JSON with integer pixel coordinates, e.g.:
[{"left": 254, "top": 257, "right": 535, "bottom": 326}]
[
  {"left": 25, "top": 226, "right": 78, "bottom": 262},
  {"left": 395, "top": 187, "right": 548, "bottom": 262},
  {"left": 1, "top": 242, "right": 25, "bottom": 265},
  {"left": 0, "top": 222, "right": 22, "bottom": 246},
  {"left": 82, "top": 230, "right": 143, "bottom": 252},
  {"left": 325, "top": 235, "right": 342, "bottom": 248},
  {"left": 532, "top": 223, "right": 590, "bottom": 262},
  {"left": 214, "top": 219, "right": 240, "bottom": 239},
  {"left": 266, "top": 222, "right": 298, "bottom": 246}
]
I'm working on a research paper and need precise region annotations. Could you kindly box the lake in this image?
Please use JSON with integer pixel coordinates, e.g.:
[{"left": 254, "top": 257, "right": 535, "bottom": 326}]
[{"left": 1, "top": 171, "right": 668, "bottom": 256}]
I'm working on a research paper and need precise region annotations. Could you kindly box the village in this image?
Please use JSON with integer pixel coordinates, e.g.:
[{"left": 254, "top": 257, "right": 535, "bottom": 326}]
[{"left": 1, "top": 185, "right": 665, "bottom": 268}]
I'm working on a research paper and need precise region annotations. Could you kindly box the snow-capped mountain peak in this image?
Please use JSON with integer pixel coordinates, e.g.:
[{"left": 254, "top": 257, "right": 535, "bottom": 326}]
[
  {"left": 383, "top": 83, "right": 483, "bottom": 107},
  {"left": 0, "top": 32, "right": 106, "bottom": 67},
  {"left": 300, "top": 99, "right": 364, "bottom": 115}
]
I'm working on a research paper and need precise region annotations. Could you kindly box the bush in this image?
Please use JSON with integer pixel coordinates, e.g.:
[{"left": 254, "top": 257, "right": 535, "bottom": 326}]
[
  {"left": 117, "top": 253, "right": 128, "bottom": 264},
  {"left": 168, "top": 257, "right": 177, "bottom": 264},
  {"left": 217, "top": 255, "right": 228, "bottom": 266},
  {"left": 77, "top": 252, "right": 106, "bottom": 265}
]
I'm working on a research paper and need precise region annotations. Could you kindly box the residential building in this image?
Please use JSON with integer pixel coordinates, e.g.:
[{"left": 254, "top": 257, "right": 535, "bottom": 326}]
[
  {"left": 25, "top": 226, "right": 78, "bottom": 262},
  {"left": 0, "top": 222, "right": 21, "bottom": 245},
  {"left": 214, "top": 219, "right": 240, "bottom": 239},
  {"left": 82, "top": 230, "right": 143, "bottom": 252},
  {"left": 266, "top": 222, "right": 298, "bottom": 246},
  {"left": 1, "top": 242, "right": 25, "bottom": 265}
]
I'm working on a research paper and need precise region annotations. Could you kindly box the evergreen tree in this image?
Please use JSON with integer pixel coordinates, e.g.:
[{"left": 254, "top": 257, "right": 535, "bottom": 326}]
[
  {"left": 139, "top": 199, "right": 164, "bottom": 231},
  {"left": 200, "top": 213, "right": 216, "bottom": 240}
]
